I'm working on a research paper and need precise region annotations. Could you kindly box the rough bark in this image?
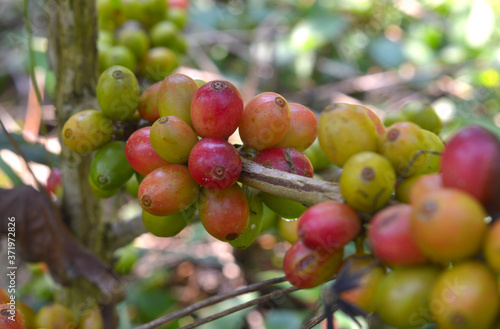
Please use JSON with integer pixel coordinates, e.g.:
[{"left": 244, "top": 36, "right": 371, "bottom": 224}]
[
  {"left": 0, "top": 186, "right": 122, "bottom": 301},
  {"left": 48, "top": 1, "right": 120, "bottom": 327}
]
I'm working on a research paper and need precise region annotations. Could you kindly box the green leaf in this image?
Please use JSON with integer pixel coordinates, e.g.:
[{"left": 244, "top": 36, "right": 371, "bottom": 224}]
[
  {"left": 404, "top": 39, "right": 434, "bottom": 65},
  {"left": 0, "top": 156, "right": 23, "bottom": 186},
  {"left": 126, "top": 283, "right": 178, "bottom": 322},
  {"left": 0, "top": 131, "right": 59, "bottom": 166},
  {"left": 289, "top": 286, "right": 321, "bottom": 304},
  {"left": 290, "top": 8, "right": 348, "bottom": 52},
  {"left": 264, "top": 309, "right": 306, "bottom": 329}
]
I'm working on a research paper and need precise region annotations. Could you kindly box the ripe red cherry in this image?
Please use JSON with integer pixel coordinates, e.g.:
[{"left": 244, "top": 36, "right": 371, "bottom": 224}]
[
  {"left": 252, "top": 146, "right": 314, "bottom": 177},
  {"left": 297, "top": 201, "right": 361, "bottom": 252},
  {"left": 46, "top": 168, "right": 62, "bottom": 197},
  {"left": 0, "top": 288, "right": 8, "bottom": 304},
  {"left": 188, "top": 137, "right": 241, "bottom": 190},
  {"left": 239, "top": 92, "right": 290, "bottom": 151},
  {"left": 198, "top": 184, "right": 249, "bottom": 241},
  {"left": 441, "top": 125, "right": 500, "bottom": 209},
  {"left": 125, "top": 127, "right": 170, "bottom": 175},
  {"left": 367, "top": 204, "right": 427, "bottom": 266},
  {"left": 190, "top": 80, "right": 244, "bottom": 139},
  {"left": 138, "top": 164, "right": 200, "bottom": 216},
  {"left": 409, "top": 173, "right": 443, "bottom": 205},
  {"left": 275, "top": 102, "right": 318, "bottom": 152},
  {"left": 0, "top": 304, "right": 25, "bottom": 329},
  {"left": 137, "top": 81, "right": 161, "bottom": 122},
  {"left": 283, "top": 240, "right": 344, "bottom": 289}
]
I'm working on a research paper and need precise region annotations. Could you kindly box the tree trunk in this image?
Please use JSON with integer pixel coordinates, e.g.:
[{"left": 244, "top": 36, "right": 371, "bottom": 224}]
[
  {"left": 48, "top": 1, "right": 118, "bottom": 327},
  {"left": 51, "top": 0, "right": 104, "bottom": 259}
]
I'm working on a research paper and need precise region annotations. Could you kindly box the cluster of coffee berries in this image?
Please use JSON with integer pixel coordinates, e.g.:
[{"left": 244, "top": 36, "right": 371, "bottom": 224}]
[
  {"left": 131, "top": 72, "right": 317, "bottom": 243},
  {"left": 319, "top": 103, "right": 444, "bottom": 214},
  {"left": 282, "top": 98, "right": 500, "bottom": 328},
  {"left": 60, "top": 64, "right": 317, "bottom": 243},
  {"left": 97, "top": 0, "right": 189, "bottom": 81},
  {"left": 60, "top": 58, "right": 500, "bottom": 327},
  {"left": 61, "top": 65, "right": 140, "bottom": 198},
  {"left": 363, "top": 124, "right": 500, "bottom": 328}
]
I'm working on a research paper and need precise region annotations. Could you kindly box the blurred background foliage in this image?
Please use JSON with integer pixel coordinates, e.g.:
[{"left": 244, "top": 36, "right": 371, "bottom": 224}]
[
  {"left": 3, "top": 0, "right": 500, "bottom": 141},
  {"left": 182, "top": 0, "right": 500, "bottom": 138},
  {"left": 1, "top": 0, "right": 500, "bottom": 328}
]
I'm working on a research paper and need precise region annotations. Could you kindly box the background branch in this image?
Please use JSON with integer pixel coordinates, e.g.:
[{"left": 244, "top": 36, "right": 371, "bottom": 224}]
[
  {"left": 105, "top": 215, "right": 148, "bottom": 251},
  {"left": 177, "top": 286, "right": 299, "bottom": 329},
  {"left": 135, "top": 276, "right": 288, "bottom": 329}
]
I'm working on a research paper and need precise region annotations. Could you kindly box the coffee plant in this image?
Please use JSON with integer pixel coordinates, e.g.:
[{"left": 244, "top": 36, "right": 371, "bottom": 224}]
[{"left": 2, "top": 0, "right": 500, "bottom": 329}]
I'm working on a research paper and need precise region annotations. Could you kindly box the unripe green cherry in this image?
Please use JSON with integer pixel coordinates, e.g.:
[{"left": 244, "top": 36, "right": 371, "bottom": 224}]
[
  {"left": 339, "top": 152, "right": 396, "bottom": 213},
  {"left": 62, "top": 109, "right": 113, "bottom": 154},
  {"left": 157, "top": 73, "right": 198, "bottom": 128},
  {"left": 97, "top": 65, "right": 140, "bottom": 121},
  {"left": 230, "top": 193, "right": 264, "bottom": 249},
  {"left": 142, "top": 202, "right": 197, "bottom": 237},
  {"left": 150, "top": 116, "right": 199, "bottom": 164}
]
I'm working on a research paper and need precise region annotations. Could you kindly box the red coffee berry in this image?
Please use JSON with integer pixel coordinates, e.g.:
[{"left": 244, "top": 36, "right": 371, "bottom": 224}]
[
  {"left": 46, "top": 168, "right": 62, "bottom": 197},
  {"left": 198, "top": 184, "right": 249, "bottom": 241},
  {"left": 239, "top": 92, "right": 291, "bottom": 151},
  {"left": 138, "top": 81, "right": 161, "bottom": 122},
  {"left": 441, "top": 125, "right": 500, "bottom": 209},
  {"left": 138, "top": 164, "right": 200, "bottom": 216},
  {"left": 252, "top": 146, "right": 314, "bottom": 177},
  {"left": 253, "top": 146, "right": 314, "bottom": 219},
  {"left": 368, "top": 204, "right": 427, "bottom": 265},
  {"left": 275, "top": 102, "right": 318, "bottom": 152},
  {"left": 188, "top": 137, "right": 241, "bottom": 190},
  {"left": 190, "top": 80, "right": 244, "bottom": 138},
  {"left": 283, "top": 240, "right": 344, "bottom": 289},
  {"left": 125, "top": 126, "right": 170, "bottom": 175},
  {"left": 298, "top": 201, "right": 361, "bottom": 252}
]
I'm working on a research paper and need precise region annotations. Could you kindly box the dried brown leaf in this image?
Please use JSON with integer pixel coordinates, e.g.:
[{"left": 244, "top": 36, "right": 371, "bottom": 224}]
[{"left": 0, "top": 185, "right": 124, "bottom": 303}]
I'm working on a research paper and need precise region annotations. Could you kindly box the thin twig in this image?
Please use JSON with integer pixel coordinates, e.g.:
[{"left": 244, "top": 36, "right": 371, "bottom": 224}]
[
  {"left": 299, "top": 311, "right": 328, "bottom": 329},
  {"left": 317, "top": 60, "right": 472, "bottom": 97},
  {"left": 178, "top": 286, "right": 299, "bottom": 329},
  {"left": 186, "top": 38, "right": 222, "bottom": 76},
  {"left": 397, "top": 150, "right": 443, "bottom": 184},
  {"left": 134, "top": 276, "right": 288, "bottom": 329},
  {"left": 105, "top": 214, "right": 148, "bottom": 251},
  {"left": 301, "top": 303, "right": 323, "bottom": 328}
]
